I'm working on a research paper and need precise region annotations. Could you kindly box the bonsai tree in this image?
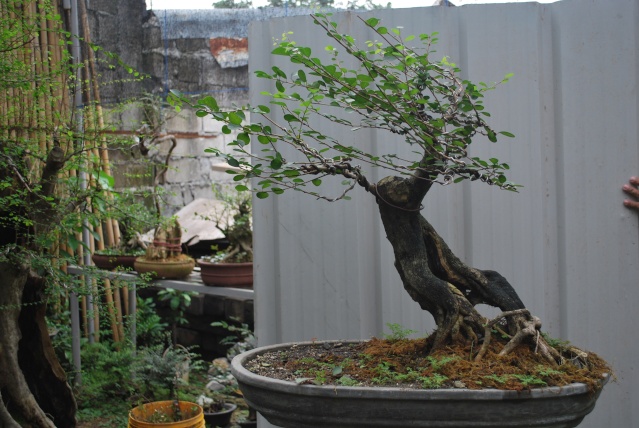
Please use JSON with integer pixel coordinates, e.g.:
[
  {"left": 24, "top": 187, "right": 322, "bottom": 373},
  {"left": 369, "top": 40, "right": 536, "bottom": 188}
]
[
  {"left": 134, "top": 216, "right": 196, "bottom": 279},
  {"left": 94, "top": 192, "right": 156, "bottom": 257},
  {"left": 144, "top": 216, "right": 185, "bottom": 261},
  {"left": 171, "top": 14, "right": 601, "bottom": 368},
  {"left": 207, "top": 188, "right": 253, "bottom": 263}
]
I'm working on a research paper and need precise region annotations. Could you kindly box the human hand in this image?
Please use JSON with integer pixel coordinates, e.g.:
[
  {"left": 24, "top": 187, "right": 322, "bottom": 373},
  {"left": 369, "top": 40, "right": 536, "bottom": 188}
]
[{"left": 622, "top": 176, "right": 639, "bottom": 210}]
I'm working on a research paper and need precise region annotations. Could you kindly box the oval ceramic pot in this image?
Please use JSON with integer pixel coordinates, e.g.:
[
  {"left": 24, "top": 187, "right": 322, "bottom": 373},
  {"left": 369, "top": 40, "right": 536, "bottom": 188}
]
[
  {"left": 231, "top": 340, "right": 608, "bottom": 428},
  {"left": 203, "top": 402, "right": 237, "bottom": 428},
  {"left": 197, "top": 260, "right": 253, "bottom": 288},
  {"left": 128, "top": 400, "right": 204, "bottom": 428},
  {"left": 134, "top": 257, "right": 195, "bottom": 280},
  {"left": 92, "top": 253, "right": 139, "bottom": 270}
]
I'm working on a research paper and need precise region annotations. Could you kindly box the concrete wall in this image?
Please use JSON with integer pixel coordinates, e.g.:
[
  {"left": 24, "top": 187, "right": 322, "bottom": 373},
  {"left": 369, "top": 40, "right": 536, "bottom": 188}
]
[
  {"left": 84, "top": 5, "right": 317, "bottom": 214},
  {"left": 250, "top": 1, "right": 639, "bottom": 427},
  {"left": 84, "top": 4, "right": 253, "bottom": 214}
]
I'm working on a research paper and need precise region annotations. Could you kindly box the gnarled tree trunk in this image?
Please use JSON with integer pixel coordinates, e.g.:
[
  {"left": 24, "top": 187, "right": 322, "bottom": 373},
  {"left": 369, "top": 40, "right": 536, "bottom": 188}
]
[
  {"left": 375, "top": 175, "right": 561, "bottom": 363},
  {"left": 0, "top": 145, "right": 78, "bottom": 427},
  {"left": 0, "top": 260, "right": 76, "bottom": 427}
]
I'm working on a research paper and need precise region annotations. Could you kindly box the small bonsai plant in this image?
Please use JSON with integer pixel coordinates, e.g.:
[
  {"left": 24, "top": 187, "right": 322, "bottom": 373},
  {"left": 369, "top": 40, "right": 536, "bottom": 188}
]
[
  {"left": 197, "top": 394, "right": 237, "bottom": 427},
  {"left": 198, "top": 189, "right": 253, "bottom": 287},
  {"left": 134, "top": 216, "right": 195, "bottom": 279},
  {"left": 92, "top": 191, "right": 156, "bottom": 270},
  {"left": 202, "top": 187, "right": 253, "bottom": 264}
]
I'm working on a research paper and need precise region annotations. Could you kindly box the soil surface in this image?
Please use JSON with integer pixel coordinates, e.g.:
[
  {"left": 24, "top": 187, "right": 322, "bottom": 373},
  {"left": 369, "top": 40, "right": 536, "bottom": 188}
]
[{"left": 245, "top": 335, "right": 610, "bottom": 392}]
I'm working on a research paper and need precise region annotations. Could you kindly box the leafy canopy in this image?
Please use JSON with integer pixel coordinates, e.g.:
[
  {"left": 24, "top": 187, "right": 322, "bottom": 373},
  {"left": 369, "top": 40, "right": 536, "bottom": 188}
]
[{"left": 169, "top": 13, "right": 517, "bottom": 202}]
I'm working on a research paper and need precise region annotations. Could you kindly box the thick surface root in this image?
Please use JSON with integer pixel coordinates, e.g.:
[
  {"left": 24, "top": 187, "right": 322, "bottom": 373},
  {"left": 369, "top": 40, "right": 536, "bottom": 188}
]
[{"left": 475, "top": 309, "right": 568, "bottom": 367}]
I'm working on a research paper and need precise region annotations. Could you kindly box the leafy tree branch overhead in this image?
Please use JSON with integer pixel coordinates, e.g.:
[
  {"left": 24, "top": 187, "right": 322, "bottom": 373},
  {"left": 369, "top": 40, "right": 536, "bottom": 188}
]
[{"left": 172, "top": 13, "right": 517, "bottom": 203}]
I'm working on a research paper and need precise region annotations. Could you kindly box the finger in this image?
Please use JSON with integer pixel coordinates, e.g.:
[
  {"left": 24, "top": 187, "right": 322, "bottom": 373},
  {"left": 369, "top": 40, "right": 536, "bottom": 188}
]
[
  {"left": 622, "top": 184, "right": 639, "bottom": 198},
  {"left": 629, "top": 176, "right": 639, "bottom": 186},
  {"left": 623, "top": 199, "right": 639, "bottom": 210}
]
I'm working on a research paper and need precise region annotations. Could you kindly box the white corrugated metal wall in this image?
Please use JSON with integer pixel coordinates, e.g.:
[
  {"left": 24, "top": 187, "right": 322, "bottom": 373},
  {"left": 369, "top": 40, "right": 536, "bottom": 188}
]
[{"left": 249, "top": 0, "right": 639, "bottom": 426}]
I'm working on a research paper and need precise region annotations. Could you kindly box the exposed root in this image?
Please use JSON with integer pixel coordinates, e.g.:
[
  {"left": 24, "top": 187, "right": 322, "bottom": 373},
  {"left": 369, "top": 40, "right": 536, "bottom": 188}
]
[{"left": 475, "top": 309, "right": 562, "bottom": 365}]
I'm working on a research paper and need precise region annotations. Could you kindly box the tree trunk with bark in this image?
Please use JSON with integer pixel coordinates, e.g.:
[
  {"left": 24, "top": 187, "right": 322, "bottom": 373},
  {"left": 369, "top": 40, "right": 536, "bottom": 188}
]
[
  {"left": 0, "top": 145, "right": 78, "bottom": 427},
  {"left": 374, "top": 175, "right": 562, "bottom": 363}
]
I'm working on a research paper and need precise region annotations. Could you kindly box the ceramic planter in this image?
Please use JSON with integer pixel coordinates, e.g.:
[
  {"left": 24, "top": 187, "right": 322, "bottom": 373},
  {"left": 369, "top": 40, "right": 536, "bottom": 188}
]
[
  {"left": 134, "top": 257, "right": 195, "bottom": 280},
  {"left": 92, "top": 253, "right": 138, "bottom": 270},
  {"left": 197, "top": 260, "right": 253, "bottom": 288},
  {"left": 203, "top": 402, "right": 237, "bottom": 428},
  {"left": 128, "top": 400, "right": 204, "bottom": 427},
  {"left": 231, "top": 340, "right": 608, "bottom": 428}
]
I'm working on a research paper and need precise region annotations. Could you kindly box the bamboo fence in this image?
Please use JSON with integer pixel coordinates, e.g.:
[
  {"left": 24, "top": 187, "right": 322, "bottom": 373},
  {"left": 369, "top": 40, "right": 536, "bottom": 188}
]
[{"left": 0, "top": 0, "right": 130, "bottom": 343}]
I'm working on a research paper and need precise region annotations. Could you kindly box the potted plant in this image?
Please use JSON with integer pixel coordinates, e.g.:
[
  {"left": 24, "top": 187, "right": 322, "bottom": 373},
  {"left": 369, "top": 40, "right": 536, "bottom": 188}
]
[
  {"left": 91, "top": 232, "right": 147, "bottom": 271},
  {"left": 197, "top": 189, "right": 253, "bottom": 288},
  {"left": 134, "top": 216, "right": 195, "bottom": 279},
  {"left": 92, "top": 192, "right": 156, "bottom": 270},
  {"left": 172, "top": 13, "right": 610, "bottom": 427},
  {"left": 129, "top": 344, "right": 205, "bottom": 427},
  {"left": 197, "top": 395, "right": 237, "bottom": 428}
]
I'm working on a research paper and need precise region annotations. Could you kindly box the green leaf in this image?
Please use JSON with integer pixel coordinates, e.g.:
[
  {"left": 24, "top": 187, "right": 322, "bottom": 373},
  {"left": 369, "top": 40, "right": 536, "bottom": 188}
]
[
  {"left": 258, "top": 135, "right": 272, "bottom": 145},
  {"left": 199, "top": 95, "right": 219, "bottom": 111},
  {"left": 92, "top": 171, "right": 115, "bottom": 190},
  {"left": 270, "top": 155, "right": 283, "bottom": 170},
  {"left": 299, "top": 47, "right": 311, "bottom": 57},
  {"left": 365, "top": 17, "right": 380, "bottom": 27},
  {"left": 275, "top": 80, "right": 285, "bottom": 93},
  {"left": 228, "top": 112, "right": 243, "bottom": 125},
  {"left": 311, "top": 178, "right": 322, "bottom": 186},
  {"left": 499, "top": 131, "right": 515, "bottom": 138},
  {"left": 283, "top": 169, "right": 300, "bottom": 178},
  {"left": 256, "top": 191, "right": 269, "bottom": 199},
  {"left": 235, "top": 184, "right": 249, "bottom": 192},
  {"left": 272, "top": 66, "right": 287, "bottom": 78},
  {"left": 237, "top": 133, "right": 250, "bottom": 145}
]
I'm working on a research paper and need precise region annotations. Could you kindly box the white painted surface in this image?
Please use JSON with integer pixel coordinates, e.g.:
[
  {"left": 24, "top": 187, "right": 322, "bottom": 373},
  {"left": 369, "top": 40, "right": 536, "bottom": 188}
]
[{"left": 250, "top": 0, "right": 639, "bottom": 426}]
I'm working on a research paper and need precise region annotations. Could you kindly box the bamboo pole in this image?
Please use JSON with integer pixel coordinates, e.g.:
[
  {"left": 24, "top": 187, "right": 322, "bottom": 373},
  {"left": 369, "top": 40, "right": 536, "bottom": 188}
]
[
  {"left": 79, "top": 0, "right": 128, "bottom": 337},
  {"left": 79, "top": 0, "right": 119, "bottom": 248}
]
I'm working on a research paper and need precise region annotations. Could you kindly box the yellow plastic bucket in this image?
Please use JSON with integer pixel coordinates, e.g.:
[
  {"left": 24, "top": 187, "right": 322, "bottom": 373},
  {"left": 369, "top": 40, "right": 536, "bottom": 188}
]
[{"left": 128, "top": 401, "right": 205, "bottom": 428}]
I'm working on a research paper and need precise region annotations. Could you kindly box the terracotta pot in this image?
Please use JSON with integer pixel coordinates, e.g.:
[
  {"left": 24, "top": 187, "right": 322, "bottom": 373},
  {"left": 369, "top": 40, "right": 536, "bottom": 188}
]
[
  {"left": 92, "top": 253, "right": 138, "bottom": 270},
  {"left": 128, "top": 400, "right": 204, "bottom": 428},
  {"left": 231, "top": 340, "right": 609, "bottom": 428},
  {"left": 203, "top": 403, "right": 237, "bottom": 428},
  {"left": 134, "top": 257, "right": 195, "bottom": 280},
  {"left": 197, "top": 260, "right": 253, "bottom": 288}
]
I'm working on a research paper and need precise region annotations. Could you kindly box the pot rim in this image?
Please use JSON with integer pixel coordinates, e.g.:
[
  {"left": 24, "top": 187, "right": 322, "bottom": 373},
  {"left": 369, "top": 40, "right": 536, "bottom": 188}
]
[
  {"left": 231, "top": 340, "right": 609, "bottom": 401},
  {"left": 197, "top": 259, "right": 253, "bottom": 267},
  {"left": 135, "top": 257, "right": 195, "bottom": 264},
  {"left": 203, "top": 402, "right": 238, "bottom": 415}
]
